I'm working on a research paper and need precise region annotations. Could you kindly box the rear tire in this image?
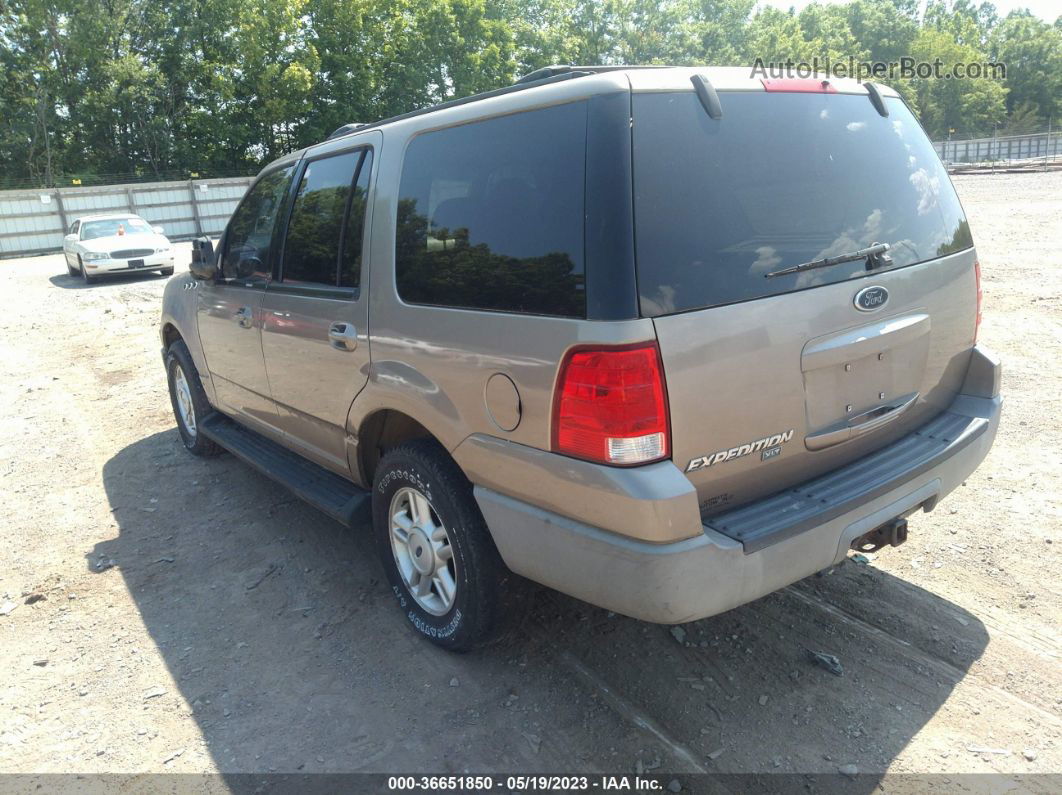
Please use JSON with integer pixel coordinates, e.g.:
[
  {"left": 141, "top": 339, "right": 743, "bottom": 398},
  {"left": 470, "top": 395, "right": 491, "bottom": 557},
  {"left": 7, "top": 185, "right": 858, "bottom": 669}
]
[
  {"left": 165, "top": 340, "right": 220, "bottom": 457},
  {"left": 372, "top": 439, "right": 525, "bottom": 651}
]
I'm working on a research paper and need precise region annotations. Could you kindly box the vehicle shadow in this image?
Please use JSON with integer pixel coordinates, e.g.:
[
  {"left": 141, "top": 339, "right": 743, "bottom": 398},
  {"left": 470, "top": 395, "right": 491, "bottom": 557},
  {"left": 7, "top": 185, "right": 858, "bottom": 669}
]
[
  {"left": 49, "top": 270, "right": 169, "bottom": 289},
  {"left": 94, "top": 429, "right": 988, "bottom": 788}
]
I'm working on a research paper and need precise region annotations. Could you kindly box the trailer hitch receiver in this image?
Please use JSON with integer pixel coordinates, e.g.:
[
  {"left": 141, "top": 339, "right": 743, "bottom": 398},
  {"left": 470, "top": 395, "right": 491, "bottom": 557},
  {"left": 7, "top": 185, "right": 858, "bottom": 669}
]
[{"left": 852, "top": 517, "right": 908, "bottom": 553}]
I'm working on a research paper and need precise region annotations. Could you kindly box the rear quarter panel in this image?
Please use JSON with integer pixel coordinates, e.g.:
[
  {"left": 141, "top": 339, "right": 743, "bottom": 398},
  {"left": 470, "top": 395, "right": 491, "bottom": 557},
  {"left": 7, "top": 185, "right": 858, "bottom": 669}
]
[{"left": 347, "top": 77, "right": 656, "bottom": 486}]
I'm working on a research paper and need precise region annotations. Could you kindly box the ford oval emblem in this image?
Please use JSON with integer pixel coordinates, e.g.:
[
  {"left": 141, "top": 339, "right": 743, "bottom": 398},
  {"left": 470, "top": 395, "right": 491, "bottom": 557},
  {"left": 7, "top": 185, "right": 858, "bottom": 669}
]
[{"left": 854, "top": 285, "right": 889, "bottom": 312}]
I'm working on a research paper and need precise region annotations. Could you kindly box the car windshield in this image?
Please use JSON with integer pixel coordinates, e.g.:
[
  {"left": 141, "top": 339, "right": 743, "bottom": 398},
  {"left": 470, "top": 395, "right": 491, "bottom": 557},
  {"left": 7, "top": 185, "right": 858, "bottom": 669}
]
[
  {"left": 81, "top": 218, "right": 153, "bottom": 240},
  {"left": 632, "top": 92, "right": 973, "bottom": 316}
]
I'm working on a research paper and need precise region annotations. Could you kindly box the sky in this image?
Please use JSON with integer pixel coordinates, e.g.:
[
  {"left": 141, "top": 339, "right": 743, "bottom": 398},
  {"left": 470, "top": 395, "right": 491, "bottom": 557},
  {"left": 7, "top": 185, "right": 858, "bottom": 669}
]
[{"left": 756, "top": 0, "right": 1060, "bottom": 22}]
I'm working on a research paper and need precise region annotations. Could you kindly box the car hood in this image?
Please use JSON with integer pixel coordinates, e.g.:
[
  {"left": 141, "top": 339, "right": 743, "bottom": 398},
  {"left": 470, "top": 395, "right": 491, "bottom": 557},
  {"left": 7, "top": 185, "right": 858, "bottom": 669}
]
[{"left": 82, "top": 233, "right": 168, "bottom": 253}]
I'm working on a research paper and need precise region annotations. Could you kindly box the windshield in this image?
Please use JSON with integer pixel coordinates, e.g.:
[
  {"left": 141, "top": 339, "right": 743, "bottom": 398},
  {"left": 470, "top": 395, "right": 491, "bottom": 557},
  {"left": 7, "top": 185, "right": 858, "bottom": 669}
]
[
  {"left": 632, "top": 92, "right": 972, "bottom": 316},
  {"left": 81, "top": 218, "right": 153, "bottom": 240}
]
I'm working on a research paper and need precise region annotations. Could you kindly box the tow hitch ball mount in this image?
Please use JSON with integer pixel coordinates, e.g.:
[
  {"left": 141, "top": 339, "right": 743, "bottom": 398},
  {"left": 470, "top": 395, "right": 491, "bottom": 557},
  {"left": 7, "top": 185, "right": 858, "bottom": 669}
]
[{"left": 852, "top": 517, "right": 908, "bottom": 553}]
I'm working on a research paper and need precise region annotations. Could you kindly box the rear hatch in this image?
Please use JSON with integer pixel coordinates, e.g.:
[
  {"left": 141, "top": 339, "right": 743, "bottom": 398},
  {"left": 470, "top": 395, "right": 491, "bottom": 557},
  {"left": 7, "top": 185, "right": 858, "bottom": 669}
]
[{"left": 633, "top": 84, "right": 978, "bottom": 516}]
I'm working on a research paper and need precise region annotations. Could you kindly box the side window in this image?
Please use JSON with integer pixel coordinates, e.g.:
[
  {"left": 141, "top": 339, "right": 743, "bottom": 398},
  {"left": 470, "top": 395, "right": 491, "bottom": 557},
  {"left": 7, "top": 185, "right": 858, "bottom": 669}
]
[
  {"left": 221, "top": 165, "right": 294, "bottom": 282},
  {"left": 340, "top": 150, "right": 373, "bottom": 290},
  {"left": 70, "top": 221, "right": 80, "bottom": 236},
  {"left": 395, "top": 102, "right": 587, "bottom": 317},
  {"left": 281, "top": 148, "right": 370, "bottom": 289}
]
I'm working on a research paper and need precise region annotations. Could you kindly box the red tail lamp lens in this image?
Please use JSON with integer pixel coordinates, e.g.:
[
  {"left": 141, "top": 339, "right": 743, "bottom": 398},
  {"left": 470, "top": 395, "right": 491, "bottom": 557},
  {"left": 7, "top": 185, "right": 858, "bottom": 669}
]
[{"left": 552, "top": 343, "right": 670, "bottom": 466}]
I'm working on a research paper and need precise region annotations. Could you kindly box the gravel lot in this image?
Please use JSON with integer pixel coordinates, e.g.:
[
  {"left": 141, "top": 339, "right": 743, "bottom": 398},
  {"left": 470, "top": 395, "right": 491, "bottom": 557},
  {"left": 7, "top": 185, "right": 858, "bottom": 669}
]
[{"left": 0, "top": 171, "right": 1059, "bottom": 787}]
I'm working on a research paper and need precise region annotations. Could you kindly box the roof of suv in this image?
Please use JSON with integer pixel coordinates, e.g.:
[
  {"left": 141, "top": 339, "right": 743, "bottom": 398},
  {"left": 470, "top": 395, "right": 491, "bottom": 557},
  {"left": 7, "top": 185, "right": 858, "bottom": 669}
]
[
  {"left": 322, "top": 65, "right": 899, "bottom": 140},
  {"left": 280, "top": 65, "right": 902, "bottom": 173}
]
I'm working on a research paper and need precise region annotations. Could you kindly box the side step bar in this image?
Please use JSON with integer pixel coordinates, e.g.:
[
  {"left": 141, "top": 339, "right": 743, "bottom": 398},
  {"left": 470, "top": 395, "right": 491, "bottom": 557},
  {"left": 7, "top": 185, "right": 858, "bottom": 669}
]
[{"left": 199, "top": 413, "right": 371, "bottom": 528}]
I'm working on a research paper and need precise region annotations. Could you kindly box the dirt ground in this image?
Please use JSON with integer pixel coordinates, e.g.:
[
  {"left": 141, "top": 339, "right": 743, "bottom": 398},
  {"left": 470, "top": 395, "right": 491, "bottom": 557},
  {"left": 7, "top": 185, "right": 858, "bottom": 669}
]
[{"left": 0, "top": 171, "right": 1059, "bottom": 789}]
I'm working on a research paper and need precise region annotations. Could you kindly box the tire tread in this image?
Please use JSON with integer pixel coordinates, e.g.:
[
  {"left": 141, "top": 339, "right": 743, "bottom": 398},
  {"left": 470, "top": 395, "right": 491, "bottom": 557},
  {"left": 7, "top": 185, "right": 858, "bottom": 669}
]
[{"left": 372, "top": 439, "right": 527, "bottom": 651}]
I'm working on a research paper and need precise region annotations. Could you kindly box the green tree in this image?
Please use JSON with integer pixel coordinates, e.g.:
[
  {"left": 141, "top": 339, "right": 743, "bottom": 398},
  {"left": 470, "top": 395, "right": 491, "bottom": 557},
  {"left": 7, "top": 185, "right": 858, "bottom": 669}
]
[
  {"left": 845, "top": 0, "right": 919, "bottom": 63},
  {"left": 743, "top": 3, "right": 869, "bottom": 65},
  {"left": 907, "top": 26, "right": 1007, "bottom": 137},
  {"left": 991, "top": 11, "right": 1062, "bottom": 122},
  {"left": 0, "top": 0, "right": 1059, "bottom": 187}
]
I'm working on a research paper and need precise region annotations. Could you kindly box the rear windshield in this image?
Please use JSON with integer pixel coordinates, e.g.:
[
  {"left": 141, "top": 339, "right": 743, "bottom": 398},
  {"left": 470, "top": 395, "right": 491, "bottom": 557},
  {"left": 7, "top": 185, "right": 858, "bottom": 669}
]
[{"left": 633, "top": 92, "right": 972, "bottom": 316}]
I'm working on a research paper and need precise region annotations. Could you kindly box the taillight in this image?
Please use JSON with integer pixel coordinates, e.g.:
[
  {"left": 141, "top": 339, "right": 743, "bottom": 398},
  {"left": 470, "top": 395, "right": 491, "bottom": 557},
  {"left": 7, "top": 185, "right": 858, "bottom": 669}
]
[
  {"left": 974, "top": 260, "right": 983, "bottom": 343},
  {"left": 552, "top": 343, "right": 670, "bottom": 466}
]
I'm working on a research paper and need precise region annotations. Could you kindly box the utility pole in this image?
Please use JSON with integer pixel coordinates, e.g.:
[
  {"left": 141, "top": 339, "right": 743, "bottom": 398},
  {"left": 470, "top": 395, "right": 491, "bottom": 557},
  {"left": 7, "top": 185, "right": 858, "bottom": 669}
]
[
  {"left": 1046, "top": 118, "right": 1052, "bottom": 172},
  {"left": 991, "top": 124, "right": 998, "bottom": 174},
  {"left": 37, "top": 90, "right": 54, "bottom": 187}
]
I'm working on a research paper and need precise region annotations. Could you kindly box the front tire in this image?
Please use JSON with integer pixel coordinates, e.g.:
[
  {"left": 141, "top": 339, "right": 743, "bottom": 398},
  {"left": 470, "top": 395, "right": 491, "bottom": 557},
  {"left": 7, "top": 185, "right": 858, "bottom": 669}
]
[
  {"left": 372, "top": 439, "right": 523, "bottom": 651},
  {"left": 160, "top": 267, "right": 174, "bottom": 276},
  {"left": 165, "top": 340, "right": 220, "bottom": 457},
  {"left": 79, "top": 256, "right": 96, "bottom": 284}
]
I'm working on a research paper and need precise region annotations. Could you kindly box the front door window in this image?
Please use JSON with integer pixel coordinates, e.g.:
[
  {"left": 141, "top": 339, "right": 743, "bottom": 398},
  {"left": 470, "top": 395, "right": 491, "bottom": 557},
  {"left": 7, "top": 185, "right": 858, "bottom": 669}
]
[{"left": 221, "top": 166, "right": 295, "bottom": 283}]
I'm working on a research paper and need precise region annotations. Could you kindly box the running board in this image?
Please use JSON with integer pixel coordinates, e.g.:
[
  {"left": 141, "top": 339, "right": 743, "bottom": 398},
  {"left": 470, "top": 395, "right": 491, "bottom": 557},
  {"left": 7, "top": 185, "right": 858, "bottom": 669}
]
[{"left": 199, "top": 413, "right": 371, "bottom": 528}]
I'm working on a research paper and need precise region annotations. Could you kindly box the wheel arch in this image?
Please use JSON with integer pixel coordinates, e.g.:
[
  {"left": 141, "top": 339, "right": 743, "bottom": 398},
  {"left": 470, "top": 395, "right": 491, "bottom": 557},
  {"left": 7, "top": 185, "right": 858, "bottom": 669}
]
[
  {"left": 161, "top": 322, "right": 182, "bottom": 350},
  {"left": 159, "top": 275, "right": 215, "bottom": 406},
  {"left": 355, "top": 408, "right": 443, "bottom": 487}
]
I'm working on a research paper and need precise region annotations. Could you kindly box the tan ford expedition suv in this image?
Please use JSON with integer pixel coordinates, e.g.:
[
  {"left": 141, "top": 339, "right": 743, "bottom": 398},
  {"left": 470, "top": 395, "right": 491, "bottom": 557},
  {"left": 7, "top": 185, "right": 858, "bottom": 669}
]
[{"left": 160, "top": 66, "right": 1002, "bottom": 650}]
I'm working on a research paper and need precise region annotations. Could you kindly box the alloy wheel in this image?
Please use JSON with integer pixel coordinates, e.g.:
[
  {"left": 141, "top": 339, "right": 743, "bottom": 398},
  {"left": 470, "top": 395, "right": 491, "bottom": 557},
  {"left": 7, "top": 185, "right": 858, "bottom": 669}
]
[
  {"left": 173, "top": 365, "right": 197, "bottom": 437},
  {"left": 388, "top": 486, "right": 457, "bottom": 615}
]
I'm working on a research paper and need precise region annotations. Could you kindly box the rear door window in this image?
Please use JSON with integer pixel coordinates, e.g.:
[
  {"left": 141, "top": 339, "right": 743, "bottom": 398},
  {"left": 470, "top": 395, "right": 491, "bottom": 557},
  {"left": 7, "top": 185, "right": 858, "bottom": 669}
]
[
  {"left": 341, "top": 150, "right": 373, "bottom": 290},
  {"left": 281, "top": 149, "right": 371, "bottom": 290},
  {"left": 395, "top": 102, "right": 587, "bottom": 317},
  {"left": 632, "top": 92, "right": 972, "bottom": 316}
]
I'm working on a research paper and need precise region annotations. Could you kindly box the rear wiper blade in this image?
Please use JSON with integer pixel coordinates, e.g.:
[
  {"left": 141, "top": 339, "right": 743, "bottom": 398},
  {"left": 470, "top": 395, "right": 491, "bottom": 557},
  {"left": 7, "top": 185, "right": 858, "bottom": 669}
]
[{"left": 765, "top": 242, "right": 891, "bottom": 279}]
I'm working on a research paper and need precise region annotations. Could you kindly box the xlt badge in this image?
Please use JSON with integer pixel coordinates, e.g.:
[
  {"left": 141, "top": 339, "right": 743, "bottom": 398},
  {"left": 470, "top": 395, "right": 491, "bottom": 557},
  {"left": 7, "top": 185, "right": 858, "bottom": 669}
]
[{"left": 686, "top": 429, "right": 795, "bottom": 472}]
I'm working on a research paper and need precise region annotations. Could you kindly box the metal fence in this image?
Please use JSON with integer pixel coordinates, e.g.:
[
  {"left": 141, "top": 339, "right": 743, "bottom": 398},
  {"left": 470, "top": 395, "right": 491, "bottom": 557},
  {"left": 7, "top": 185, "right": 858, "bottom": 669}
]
[
  {"left": 0, "top": 176, "right": 254, "bottom": 259},
  {"left": 933, "top": 130, "right": 1061, "bottom": 166}
]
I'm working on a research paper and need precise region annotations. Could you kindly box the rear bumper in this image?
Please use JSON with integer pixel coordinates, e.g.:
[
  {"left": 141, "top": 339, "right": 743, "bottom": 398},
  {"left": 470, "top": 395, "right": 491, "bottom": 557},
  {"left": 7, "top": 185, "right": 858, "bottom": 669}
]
[{"left": 471, "top": 347, "right": 1002, "bottom": 624}]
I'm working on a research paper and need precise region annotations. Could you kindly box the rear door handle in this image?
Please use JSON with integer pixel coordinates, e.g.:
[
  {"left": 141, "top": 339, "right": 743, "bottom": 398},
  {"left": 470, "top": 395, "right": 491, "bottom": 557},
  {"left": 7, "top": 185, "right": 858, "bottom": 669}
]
[
  {"left": 805, "top": 392, "right": 918, "bottom": 451},
  {"left": 234, "top": 306, "right": 253, "bottom": 328},
  {"left": 847, "top": 392, "right": 918, "bottom": 438},
  {"left": 328, "top": 322, "right": 358, "bottom": 351}
]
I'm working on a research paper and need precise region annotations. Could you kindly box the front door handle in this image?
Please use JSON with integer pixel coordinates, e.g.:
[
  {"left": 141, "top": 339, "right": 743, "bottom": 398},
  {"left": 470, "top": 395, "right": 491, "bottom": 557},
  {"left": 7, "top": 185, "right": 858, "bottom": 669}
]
[
  {"left": 328, "top": 322, "right": 358, "bottom": 351},
  {"left": 234, "top": 306, "right": 253, "bottom": 328}
]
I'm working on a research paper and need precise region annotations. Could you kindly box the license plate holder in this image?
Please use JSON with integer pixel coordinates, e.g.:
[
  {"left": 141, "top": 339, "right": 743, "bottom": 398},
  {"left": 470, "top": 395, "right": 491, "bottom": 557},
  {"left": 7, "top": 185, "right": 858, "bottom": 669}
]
[{"left": 129, "top": 259, "right": 146, "bottom": 269}]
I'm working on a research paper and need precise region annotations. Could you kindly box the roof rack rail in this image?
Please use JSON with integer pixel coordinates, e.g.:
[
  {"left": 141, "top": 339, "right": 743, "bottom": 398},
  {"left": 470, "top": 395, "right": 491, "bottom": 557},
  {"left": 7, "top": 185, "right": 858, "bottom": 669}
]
[
  {"left": 322, "top": 70, "right": 592, "bottom": 143},
  {"left": 515, "top": 64, "right": 671, "bottom": 84},
  {"left": 327, "top": 122, "right": 368, "bottom": 140}
]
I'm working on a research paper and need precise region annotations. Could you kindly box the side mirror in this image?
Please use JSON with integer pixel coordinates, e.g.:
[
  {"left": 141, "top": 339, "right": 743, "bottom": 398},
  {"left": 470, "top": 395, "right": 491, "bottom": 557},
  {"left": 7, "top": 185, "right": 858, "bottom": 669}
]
[
  {"left": 189, "top": 237, "right": 217, "bottom": 281},
  {"left": 64, "top": 234, "right": 77, "bottom": 243},
  {"left": 152, "top": 225, "right": 165, "bottom": 235}
]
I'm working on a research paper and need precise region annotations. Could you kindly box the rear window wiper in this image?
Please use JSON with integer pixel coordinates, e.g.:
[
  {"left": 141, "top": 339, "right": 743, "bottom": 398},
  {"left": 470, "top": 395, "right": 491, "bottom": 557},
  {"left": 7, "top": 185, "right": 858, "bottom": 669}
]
[{"left": 765, "top": 242, "right": 892, "bottom": 278}]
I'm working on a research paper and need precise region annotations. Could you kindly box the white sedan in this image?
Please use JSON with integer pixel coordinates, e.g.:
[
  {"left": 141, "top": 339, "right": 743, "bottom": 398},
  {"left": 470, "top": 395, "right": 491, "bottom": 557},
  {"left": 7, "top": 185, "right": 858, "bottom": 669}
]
[{"left": 63, "top": 214, "right": 175, "bottom": 283}]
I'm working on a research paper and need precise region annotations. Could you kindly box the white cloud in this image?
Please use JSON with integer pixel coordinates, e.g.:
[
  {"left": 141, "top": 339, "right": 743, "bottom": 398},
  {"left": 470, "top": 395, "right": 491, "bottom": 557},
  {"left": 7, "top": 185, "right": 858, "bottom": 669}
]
[{"left": 909, "top": 167, "right": 941, "bottom": 215}]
